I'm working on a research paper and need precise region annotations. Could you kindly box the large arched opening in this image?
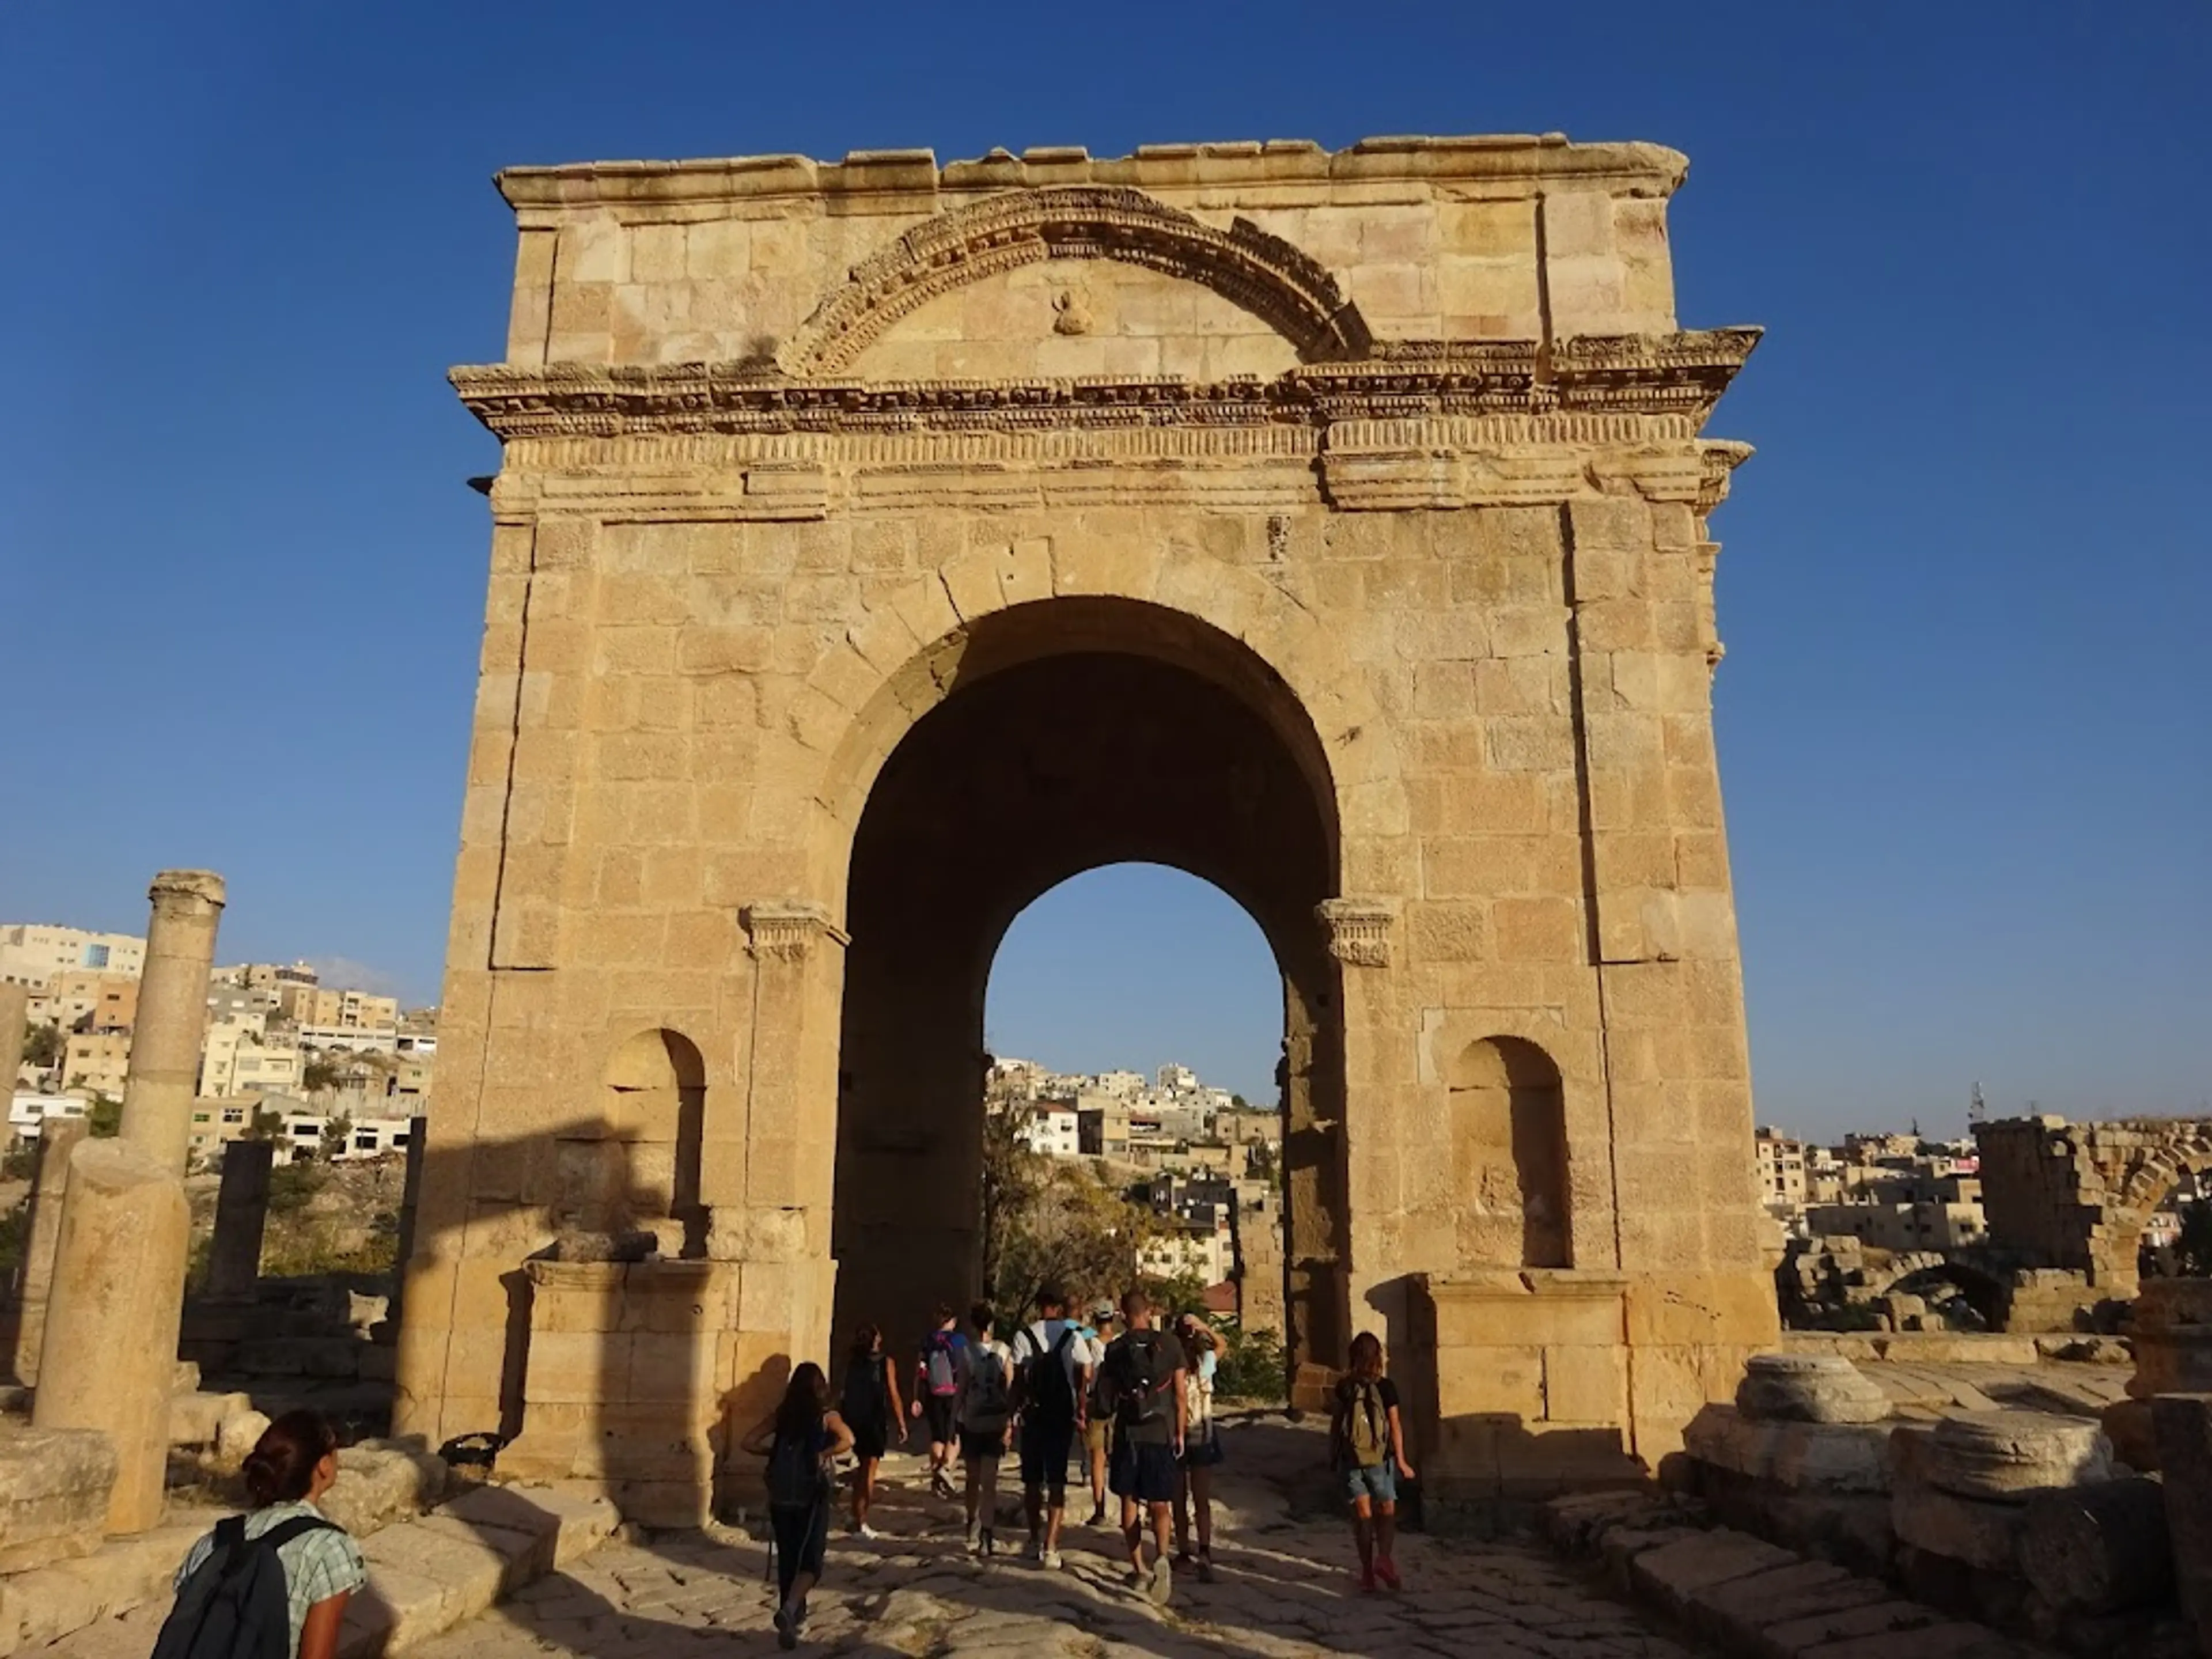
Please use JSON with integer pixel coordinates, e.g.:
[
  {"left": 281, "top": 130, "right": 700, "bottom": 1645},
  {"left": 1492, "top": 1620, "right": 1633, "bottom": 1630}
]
[
  {"left": 827, "top": 598, "right": 1347, "bottom": 1379},
  {"left": 979, "top": 865, "right": 1285, "bottom": 1327}
]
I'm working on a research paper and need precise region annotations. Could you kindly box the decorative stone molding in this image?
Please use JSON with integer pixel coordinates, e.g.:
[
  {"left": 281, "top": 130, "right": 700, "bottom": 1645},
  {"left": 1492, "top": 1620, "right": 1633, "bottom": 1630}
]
[
  {"left": 741, "top": 901, "right": 849, "bottom": 963},
  {"left": 451, "top": 329, "right": 1759, "bottom": 445},
  {"left": 779, "top": 186, "right": 1371, "bottom": 374},
  {"left": 492, "top": 136, "right": 1692, "bottom": 214},
  {"left": 1317, "top": 898, "right": 1396, "bottom": 968}
]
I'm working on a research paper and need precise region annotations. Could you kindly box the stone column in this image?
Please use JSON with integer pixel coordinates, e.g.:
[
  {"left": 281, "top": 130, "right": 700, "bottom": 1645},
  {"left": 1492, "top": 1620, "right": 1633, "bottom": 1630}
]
[
  {"left": 0, "top": 980, "right": 27, "bottom": 1093},
  {"left": 12, "top": 1118, "right": 89, "bottom": 1384},
  {"left": 204, "top": 1139, "right": 274, "bottom": 1300},
  {"left": 119, "top": 870, "right": 226, "bottom": 1174},
  {"left": 32, "top": 1139, "right": 192, "bottom": 1532},
  {"left": 388, "top": 1119, "right": 427, "bottom": 1323}
]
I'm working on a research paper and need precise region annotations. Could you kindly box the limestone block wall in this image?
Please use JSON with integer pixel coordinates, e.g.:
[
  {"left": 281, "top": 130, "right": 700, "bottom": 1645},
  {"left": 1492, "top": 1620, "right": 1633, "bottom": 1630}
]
[
  {"left": 501, "top": 137, "right": 1680, "bottom": 372},
  {"left": 397, "top": 135, "right": 1774, "bottom": 1485}
]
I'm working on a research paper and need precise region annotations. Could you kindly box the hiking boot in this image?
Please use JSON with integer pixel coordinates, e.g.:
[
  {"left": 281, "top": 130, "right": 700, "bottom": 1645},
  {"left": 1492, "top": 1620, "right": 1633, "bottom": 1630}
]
[
  {"left": 1148, "top": 1555, "right": 1174, "bottom": 1607},
  {"left": 1374, "top": 1554, "right": 1401, "bottom": 1590}
]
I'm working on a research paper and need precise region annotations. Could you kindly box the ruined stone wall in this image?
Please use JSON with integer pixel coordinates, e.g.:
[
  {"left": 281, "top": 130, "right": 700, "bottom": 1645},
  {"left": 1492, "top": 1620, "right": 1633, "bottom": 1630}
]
[
  {"left": 396, "top": 136, "right": 1775, "bottom": 1495},
  {"left": 1977, "top": 1115, "right": 2212, "bottom": 1300}
]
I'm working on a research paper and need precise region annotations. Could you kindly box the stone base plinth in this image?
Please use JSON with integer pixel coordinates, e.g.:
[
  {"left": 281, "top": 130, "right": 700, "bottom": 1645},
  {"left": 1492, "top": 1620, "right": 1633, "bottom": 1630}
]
[
  {"left": 0, "top": 1426, "right": 119, "bottom": 1571},
  {"left": 498, "top": 1258, "right": 800, "bottom": 1528},
  {"left": 1408, "top": 1267, "right": 1777, "bottom": 1499}
]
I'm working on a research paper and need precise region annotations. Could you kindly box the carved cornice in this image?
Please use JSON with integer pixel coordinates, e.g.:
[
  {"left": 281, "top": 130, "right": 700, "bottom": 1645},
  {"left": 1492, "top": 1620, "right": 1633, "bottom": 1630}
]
[
  {"left": 451, "top": 329, "right": 1759, "bottom": 444},
  {"left": 782, "top": 186, "right": 1371, "bottom": 374},
  {"left": 1317, "top": 897, "right": 1396, "bottom": 969},
  {"left": 741, "top": 901, "right": 849, "bottom": 963}
]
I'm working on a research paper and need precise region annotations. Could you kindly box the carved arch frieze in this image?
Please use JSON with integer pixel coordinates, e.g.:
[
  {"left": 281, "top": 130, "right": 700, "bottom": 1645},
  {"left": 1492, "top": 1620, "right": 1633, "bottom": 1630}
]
[{"left": 779, "top": 185, "right": 1372, "bottom": 376}]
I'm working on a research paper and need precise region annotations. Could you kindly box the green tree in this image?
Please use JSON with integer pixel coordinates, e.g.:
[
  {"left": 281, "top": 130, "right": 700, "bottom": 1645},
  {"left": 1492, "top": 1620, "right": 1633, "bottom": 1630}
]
[
  {"left": 301, "top": 1057, "right": 343, "bottom": 1095},
  {"left": 995, "top": 1164, "right": 1167, "bottom": 1317},
  {"left": 979, "top": 1096, "right": 1046, "bottom": 1304},
  {"left": 21, "top": 1022, "right": 65, "bottom": 1069},
  {"left": 243, "top": 1106, "right": 284, "bottom": 1142},
  {"left": 320, "top": 1113, "right": 354, "bottom": 1160},
  {"left": 86, "top": 1094, "right": 123, "bottom": 1138}
]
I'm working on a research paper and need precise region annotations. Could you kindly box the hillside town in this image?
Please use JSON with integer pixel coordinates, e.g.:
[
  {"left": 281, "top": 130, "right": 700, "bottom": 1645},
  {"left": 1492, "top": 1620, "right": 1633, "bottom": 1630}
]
[
  {"left": 3, "top": 919, "right": 433, "bottom": 1166},
  {"left": 985, "top": 1055, "right": 1283, "bottom": 1324}
]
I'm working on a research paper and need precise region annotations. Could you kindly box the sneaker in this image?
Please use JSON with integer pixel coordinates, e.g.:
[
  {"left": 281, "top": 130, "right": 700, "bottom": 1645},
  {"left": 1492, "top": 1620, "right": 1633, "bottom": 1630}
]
[
  {"left": 1148, "top": 1555, "right": 1174, "bottom": 1607},
  {"left": 1357, "top": 1568, "right": 1377, "bottom": 1594},
  {"left": 1173, "top": 1550, "right": 1195, "bottom": 1573},
  {"left": 1087, "top": 1504, "right": 1108, "bottom": 1527},
  {"left": 964, "top": 1525, "right": 981, "bottom": 1556},
  {"left": 774, "top": 1604, "right": 797, "bottom": 1650},
  {"left": 1196, "top": 1553, "right": 1217, "bottom": 1584},
  {"left": 1043, "top": 1549, "right": 1063, "bottom": 1571},
  {"left": 857, "top": 1522, "right": 881, "bottom": 1541},
  {"left": 1374, "top": 1554, "right": 1401, "bottom": 1591},
  {"left": 982, "top": 1527, "right": 995, "bottom": 1559},
  {"left": 931, "top": 1471, "right": 956, "bottom": 1500},
  {"left": 1023, "top": 1537, "right": 1043, "bottom": 1562}
]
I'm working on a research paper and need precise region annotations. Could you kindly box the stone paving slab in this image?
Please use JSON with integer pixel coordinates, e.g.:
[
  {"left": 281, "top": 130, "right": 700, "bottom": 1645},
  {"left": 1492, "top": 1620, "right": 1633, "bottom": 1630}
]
[
  {"left": 403, "top": 1430, "right": 1716, "bottom": 1659},
  {"left": 1542, "top": 1489, "right": 2053, "bottom": 1659}
]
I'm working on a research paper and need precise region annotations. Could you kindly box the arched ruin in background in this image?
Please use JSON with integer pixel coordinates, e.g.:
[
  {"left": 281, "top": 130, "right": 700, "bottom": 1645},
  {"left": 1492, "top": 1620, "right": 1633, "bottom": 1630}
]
[
  {"left": 396, "top": 134, "right": 1774, "bottom": 1509},
  {"left": 1979, "top": 1115, "right": 2212, "bottom": 1306}
]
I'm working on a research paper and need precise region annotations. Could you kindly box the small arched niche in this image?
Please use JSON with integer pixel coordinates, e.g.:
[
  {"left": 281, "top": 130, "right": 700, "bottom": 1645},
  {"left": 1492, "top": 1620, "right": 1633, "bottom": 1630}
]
[
  {"left": 555, "top": 1029, "right": 707, "bottom": 1257},
  {"left": 1447, "top": 1036, "right": 1571, "bottom": 1270}
]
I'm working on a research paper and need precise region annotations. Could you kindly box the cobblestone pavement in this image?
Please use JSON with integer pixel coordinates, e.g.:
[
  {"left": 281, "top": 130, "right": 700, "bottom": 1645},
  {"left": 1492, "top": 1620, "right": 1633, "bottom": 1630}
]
[{"left": 414, "top": 1422, "right": 1714, "bottom": 1659}]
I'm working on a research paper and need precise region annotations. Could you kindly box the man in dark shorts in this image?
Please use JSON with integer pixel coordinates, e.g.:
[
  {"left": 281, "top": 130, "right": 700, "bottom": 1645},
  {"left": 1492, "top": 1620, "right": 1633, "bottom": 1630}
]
[
  {"left": 1102, "top": 1288, "right": 1186, "bottom": 1606},
  {"left": 1009, "top": 1286, "right": 1088, "bottom": 1570}
]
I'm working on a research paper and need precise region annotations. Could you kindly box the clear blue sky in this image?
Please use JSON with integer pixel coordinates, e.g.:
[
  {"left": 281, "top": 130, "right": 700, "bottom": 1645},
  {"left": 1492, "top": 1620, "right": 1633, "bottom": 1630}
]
[{"left": 2, "top": 4, "right": 2205, "bottom": 1138}]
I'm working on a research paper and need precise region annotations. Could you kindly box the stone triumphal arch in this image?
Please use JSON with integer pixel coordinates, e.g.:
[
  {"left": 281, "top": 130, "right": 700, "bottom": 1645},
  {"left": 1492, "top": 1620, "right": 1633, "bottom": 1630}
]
[{"left": 395, "top": 135, "right": 1777, "bottom": 1513}]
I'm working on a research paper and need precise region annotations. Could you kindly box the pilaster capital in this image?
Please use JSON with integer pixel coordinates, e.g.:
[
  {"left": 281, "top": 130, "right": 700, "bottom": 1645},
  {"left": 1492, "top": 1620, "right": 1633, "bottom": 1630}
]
[
  {"left": 1316, "top": 897, "right": 1396, "bottom": 969},
  {"left": 741, "top": 900, "right": 849, "bottom": 963}
]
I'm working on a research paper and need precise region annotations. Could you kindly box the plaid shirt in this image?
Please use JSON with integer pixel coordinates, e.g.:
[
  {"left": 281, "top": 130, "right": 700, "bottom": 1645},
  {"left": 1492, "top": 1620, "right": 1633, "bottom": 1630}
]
[{"left": 175, "top": 1499, "right": 366, "bottom": 1659}]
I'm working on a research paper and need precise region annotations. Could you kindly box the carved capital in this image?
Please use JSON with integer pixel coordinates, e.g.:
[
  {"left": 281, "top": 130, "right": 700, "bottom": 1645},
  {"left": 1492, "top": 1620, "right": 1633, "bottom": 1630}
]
[
  {"left": 741, "top": 901, "right": 849, "bottom": 963},
  {"left": 1317, "top": 897, "right": 1396, "bottom": 968}
]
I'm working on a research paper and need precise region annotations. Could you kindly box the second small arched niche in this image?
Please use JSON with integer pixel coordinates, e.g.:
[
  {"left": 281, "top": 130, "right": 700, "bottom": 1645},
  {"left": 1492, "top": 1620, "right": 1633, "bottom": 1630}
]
[{"left": 1447, "top": 1035, "right": 1571, "bottom": 1271}]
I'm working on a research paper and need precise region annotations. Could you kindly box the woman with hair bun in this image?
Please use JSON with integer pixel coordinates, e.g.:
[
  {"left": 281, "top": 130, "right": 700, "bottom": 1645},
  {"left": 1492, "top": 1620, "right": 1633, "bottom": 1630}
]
[{"left": 168, "top": 1409, "right": 366, "bottom": 1659}]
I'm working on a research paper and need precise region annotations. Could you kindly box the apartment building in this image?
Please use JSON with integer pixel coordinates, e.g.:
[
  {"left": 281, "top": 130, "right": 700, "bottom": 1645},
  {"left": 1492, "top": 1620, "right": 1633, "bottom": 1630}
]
[
  {"left": 61, "top": 1031, "right": 130, "bottom": 1096},
  {"left": 0, "top": 924, "right": 147, "bottom": 988}
]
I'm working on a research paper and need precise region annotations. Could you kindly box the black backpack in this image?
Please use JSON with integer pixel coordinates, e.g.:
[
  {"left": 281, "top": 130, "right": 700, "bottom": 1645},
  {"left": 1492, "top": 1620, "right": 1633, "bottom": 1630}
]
[
  {"left": 153, "top": 1514, "right": 336, "bottom": 1659},
  {"left": 766, "top": 1425, "right": 830, "bottom": 1509},
  {"left": 1111, "top": 1331, "right": 1174, "bottom": 1430},
  {"left": 1023, "top": 1324, "right": 1080, "bottom": 1425},
  {"left": 839, "top": 1356, "right": 884, "bottom": 1426}
]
